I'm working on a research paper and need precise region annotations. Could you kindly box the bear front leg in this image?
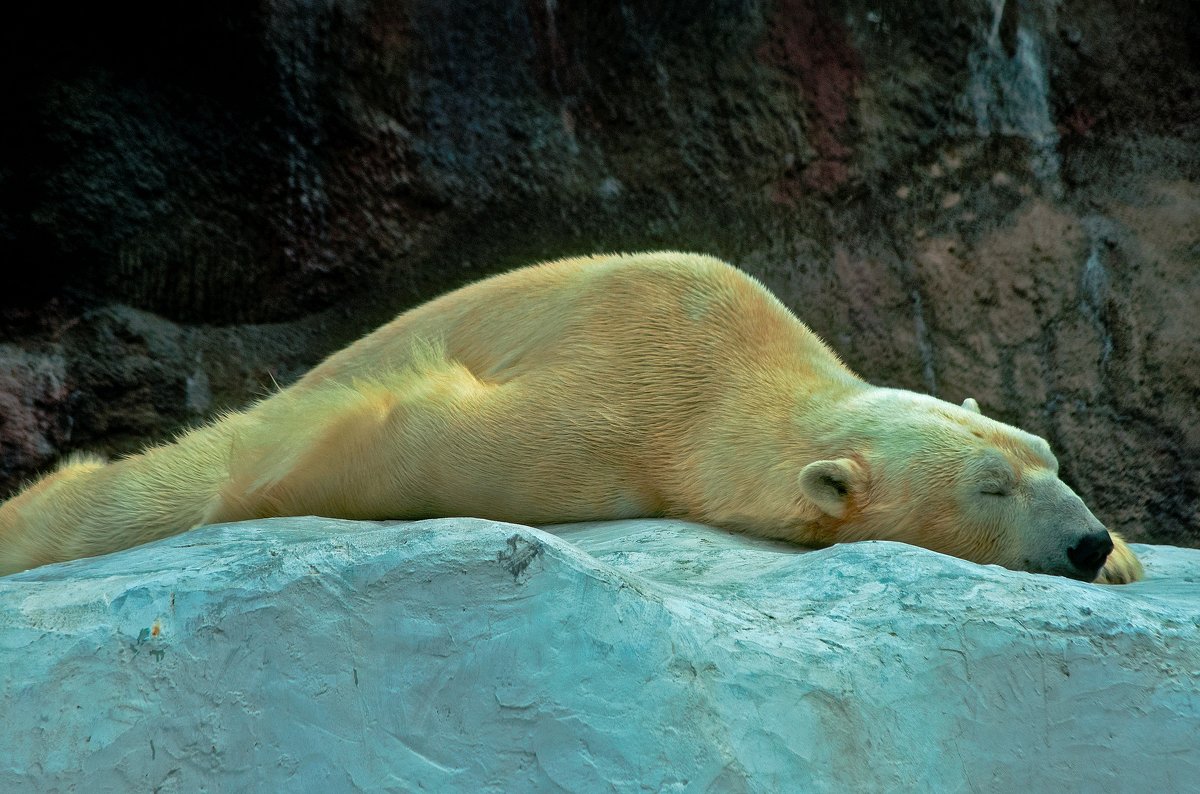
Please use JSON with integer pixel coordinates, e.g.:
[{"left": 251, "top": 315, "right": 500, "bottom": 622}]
[{"left": 1093, "top": 531, "right": 1144, "bottom": 584}]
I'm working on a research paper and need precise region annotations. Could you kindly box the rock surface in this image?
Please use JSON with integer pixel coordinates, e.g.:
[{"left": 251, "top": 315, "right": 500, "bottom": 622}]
[
  {"left": 1, "top": 1, "right": 1197, "bottom": 546},
  {"left": 2, "top": 517, "right": 1197, "bottom": 791}
]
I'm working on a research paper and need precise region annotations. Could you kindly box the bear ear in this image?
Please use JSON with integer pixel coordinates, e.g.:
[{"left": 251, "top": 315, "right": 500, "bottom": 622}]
[
  {"left": 798, "top": 458, "right": 862, "bottom": 519},
  {"left": 961, "top": 397, "right": 981, "bottom": 414}
]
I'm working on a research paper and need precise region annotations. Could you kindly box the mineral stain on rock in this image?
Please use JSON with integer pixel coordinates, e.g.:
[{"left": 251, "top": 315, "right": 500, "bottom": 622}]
[
  {"left": 498, "top": 533, "right": 543, "bottom": 580},
  {"left": 757, "top": 0, "right": 863, "bottom": 197}
]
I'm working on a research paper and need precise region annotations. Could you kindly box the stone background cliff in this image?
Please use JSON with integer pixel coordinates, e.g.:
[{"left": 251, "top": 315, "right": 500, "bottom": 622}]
[{"left": 1, "top": 0, "right": 1196, "bottom": 545}]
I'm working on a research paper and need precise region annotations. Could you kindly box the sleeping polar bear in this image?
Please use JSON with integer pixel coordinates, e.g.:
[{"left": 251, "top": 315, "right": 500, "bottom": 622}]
[{"left": 0, "top": 252, "right": 1142, "bottom": 583}]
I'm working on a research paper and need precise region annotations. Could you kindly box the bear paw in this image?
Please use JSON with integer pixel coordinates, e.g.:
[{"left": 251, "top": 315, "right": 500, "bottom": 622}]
[{"left": 1094, "top": 532, "right": 1144, "bottom": 584}]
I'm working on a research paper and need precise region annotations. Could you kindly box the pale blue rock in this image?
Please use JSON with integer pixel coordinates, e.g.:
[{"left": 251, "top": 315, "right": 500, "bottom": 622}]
[{"left": 1, "top": 518, "right": 1197, "bottom": 792}]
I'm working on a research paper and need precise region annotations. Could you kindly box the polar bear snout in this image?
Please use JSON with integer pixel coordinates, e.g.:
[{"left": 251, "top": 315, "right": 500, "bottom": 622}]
[
  {"left": 996, "top": 469, "right": 1120, "bottom": 581},
  {"left": 1067, "top": 530, "right": 1114, "bottom": 580}
]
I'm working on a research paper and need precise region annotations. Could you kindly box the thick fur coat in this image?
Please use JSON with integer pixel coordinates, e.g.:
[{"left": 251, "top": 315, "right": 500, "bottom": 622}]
[{"left": 0, "top": 252, "right": 1142, "bottom": 582}]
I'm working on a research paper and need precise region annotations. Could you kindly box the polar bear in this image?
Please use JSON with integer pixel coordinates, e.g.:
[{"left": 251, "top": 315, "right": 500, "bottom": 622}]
[{"left": 0, "top": 252, "right": 1142, "bottom": 583}]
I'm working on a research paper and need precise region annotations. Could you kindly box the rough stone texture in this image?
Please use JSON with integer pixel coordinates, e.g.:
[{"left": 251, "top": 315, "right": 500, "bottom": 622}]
[
  {"left": 1, "top": 517, "right": 1197, "bottom": 791},
  {"left": 1, "top": 1, "right": 1197, "bottom": 545}
]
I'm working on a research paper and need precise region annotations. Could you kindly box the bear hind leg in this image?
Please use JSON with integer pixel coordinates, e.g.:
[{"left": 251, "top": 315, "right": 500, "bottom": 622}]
[{"left": 211, "top": 352, "right": 503, "bottom": 524}]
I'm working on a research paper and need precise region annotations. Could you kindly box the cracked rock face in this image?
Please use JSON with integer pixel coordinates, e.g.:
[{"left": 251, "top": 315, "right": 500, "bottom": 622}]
[
  {"left": 1, "top": 1, "right": 1197, "bottom": 546},
  {"left": 1, "top": 517, "right": 1198, "bottom": 790}
]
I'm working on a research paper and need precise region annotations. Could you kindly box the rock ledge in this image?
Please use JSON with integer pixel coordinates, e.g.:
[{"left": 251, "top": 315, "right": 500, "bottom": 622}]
[{"left": 2, "top": 518, "right": 1197, "bottom": 791}]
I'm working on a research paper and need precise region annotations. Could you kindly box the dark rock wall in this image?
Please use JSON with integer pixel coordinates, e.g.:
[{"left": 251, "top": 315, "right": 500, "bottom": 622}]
[{"left": 1, "top": 0, "right": 1197, "bottom": 545}]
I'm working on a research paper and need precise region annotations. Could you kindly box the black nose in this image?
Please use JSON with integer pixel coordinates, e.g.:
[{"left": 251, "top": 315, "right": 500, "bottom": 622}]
[{"left": 1067, "top": 531, "right": 1114, "bottom": 576}]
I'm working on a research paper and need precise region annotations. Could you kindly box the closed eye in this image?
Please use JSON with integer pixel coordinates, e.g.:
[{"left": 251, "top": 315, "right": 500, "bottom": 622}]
[{"left": 980, "top": 486, "right": 1011, "bottom": 497}]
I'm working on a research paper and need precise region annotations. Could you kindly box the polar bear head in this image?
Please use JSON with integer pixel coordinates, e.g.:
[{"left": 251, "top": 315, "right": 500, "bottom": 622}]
[{"left": 797, "top": 390, "right": 1118, "bottom": 581}]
